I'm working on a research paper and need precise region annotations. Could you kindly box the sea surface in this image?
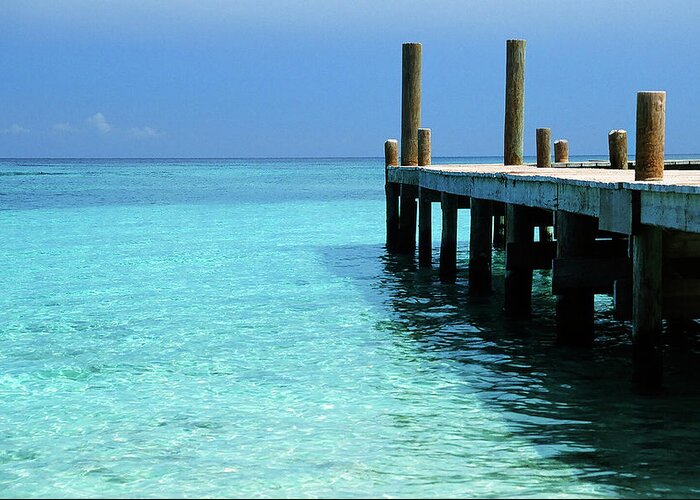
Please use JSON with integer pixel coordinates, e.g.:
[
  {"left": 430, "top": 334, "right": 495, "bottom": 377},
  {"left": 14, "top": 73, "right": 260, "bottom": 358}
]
[{"left": 1, "top": 157, "right": 699, "bottom": 498}]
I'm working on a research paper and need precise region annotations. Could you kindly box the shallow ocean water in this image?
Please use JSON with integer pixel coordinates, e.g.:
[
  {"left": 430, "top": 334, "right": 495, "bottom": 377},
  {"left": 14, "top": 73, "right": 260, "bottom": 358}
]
[{"left": 0, "top": 157, "right": 699, "bottom": 498}]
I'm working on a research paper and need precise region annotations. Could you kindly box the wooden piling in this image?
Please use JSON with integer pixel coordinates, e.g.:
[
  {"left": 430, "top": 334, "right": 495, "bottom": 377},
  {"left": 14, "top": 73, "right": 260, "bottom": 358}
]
[
  {"left": 397, "top": 42, "right": 422, "bottom": 255},
  {"left": 440, "top": 193, "right": 458, "bottom": 283},
  {"left": 493, "top": 206, "right": 505, "bottom": 249},
  {"left": 555, "top": 212, "right": 598, "bottom": 346},
  {"left": 418, "top": 128, "right": 432, "bottom": 267},
  {"left": 502, "top": 39, "right": 531, "bottom": 314},
  {"left": 469, "top": 198, "right": 493, "bottom": 294},
  {"left": 554, "top": 139, "right": 569, "bottom": 163},
  {"left": 398, "top": 185, "right": 418, "bottom": 255},
  {"left": 635, "top": 91, "right": 666, "bottom": 181},
  {"left": 632, "top": 225, "right": 664, "bottom": 386},
  {"left": 401, "top": 43, "right": 422, "bottom": 166},
  {"left": 632, "top": 90, "right": 666, "bottom": 386},
  {"left": 536, "top": 128, "right": 551, "bottom": 168},
  {"left": 385, "top": 139, "right": 400, "bottom": 253},
  {"left": 504, "top": 40, "right": 526, "bottom": 165},
  {"left": 608, "top": 130, "right": 628, "bottom": 170},
  {"left": 504, "top": 205, "right": 534, "bottom": 316},
  {"left": 418, "top": 128, "right": 431, "bottom": 167}
]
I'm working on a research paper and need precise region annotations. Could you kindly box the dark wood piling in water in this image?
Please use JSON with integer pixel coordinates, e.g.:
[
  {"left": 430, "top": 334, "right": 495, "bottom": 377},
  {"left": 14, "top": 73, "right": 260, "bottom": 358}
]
[
  {"left": 469, "top": 198, "right": 493, "bottom": 294},
  {"left": 555, "top": 212, "right": 599, "bottom": 346},
  {"left": 385, "top": 139, "right": 400, "bottom": 253},
  {"left": 608, "top": 130, "right": 628, "bottom": 170},
  {"left": 493, "top": 204, "right": 506, "bottom": 249},
  {"left": 502, "top": 39, "right": 532, "bottom": 316},
  {"left": 632, "top": 91, "right": 666, "bottom": 387},
  {"left": 397, "top": 42, "right": 422, "bottom": 255},
  {"left": 418, "top": 128, "right": 433, "bottom": 267},
  {"left": 440, "top": 192, "right": 458, "bottom": 283}
]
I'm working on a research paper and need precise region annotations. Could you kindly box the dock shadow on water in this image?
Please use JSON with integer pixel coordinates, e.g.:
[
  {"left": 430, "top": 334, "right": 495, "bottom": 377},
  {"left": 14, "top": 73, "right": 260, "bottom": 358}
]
[{"left": 320, "top": 243, "right": 700, "bottom": 498}]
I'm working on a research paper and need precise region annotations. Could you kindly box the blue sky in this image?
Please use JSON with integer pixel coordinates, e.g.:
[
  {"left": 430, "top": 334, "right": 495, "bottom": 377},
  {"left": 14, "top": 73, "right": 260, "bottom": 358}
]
[{"left": 1, "top": 0, "right": 699, "bottom": 157}]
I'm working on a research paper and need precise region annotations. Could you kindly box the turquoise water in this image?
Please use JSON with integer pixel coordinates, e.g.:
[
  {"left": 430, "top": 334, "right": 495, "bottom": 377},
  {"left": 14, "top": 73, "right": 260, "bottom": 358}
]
[{"left": 1, "top": 157, "right": 699, "bottom": 498}]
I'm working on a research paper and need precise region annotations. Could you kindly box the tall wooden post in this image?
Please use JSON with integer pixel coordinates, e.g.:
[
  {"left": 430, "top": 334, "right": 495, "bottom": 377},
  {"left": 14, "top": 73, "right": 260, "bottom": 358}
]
[
  {"left": 398, "top": 42, "right": 422, "bottom": 255},
  {"left": 469, "top": 198, "right": 493, "bottom": 294},
  {"left": 554, "top": 139, "right": 569, "bottom": 163},
  {"left": 608, "top": 130, "right": 628, "bottom": 170},
  {"left": 504, "top": 40, "right": 526, "bottom": 166},
  {"left": 440, "top": 193, "right": 458, "bottom": 283},
  {"left": 536, "top": 128, "right": 553, "bottom": 241},
  {"left": 632, "top": 90, "right": 666, "bottom": 387},
  {"left": 418, "top": 128, "right": 432, "bottom": 267},
  {"left": 503, "top": 39, "right": 532, "bottom": 316},
  {"left": 635, "top": 92, "right": 665, "bottom": 181},
  {"left": 555, "top": 212, "right": 598, "bottom": 346},
  {"left": 385, "top": 139, "right": 400, "bottom": 253}
]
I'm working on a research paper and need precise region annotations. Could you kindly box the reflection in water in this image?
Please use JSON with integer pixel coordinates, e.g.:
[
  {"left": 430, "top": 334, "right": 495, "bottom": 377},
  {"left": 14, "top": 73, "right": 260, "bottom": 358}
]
[{"left": 323, "top": 242, "right": 700, "bottom": 498}]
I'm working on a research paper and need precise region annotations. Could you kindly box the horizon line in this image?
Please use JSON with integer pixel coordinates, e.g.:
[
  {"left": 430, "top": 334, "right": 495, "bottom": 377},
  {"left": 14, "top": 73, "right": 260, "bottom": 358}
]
[{"left": 3, "top": 153, "right": 700, "bottom": 161}]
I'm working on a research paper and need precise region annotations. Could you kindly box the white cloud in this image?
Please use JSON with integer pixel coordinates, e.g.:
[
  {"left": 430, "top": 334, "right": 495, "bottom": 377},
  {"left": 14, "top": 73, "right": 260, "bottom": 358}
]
[
  {"left": 130, "top": 126, "right": 165, "bottom": 139},
  {"left": 52, "top": 122, "right": 78, "bottom": 134},
  {"left": 87, "top": 112, "right": 112, "bottom": 134},
  {"left": 1, "top": 124, "right": 30, "bottom": 134}
]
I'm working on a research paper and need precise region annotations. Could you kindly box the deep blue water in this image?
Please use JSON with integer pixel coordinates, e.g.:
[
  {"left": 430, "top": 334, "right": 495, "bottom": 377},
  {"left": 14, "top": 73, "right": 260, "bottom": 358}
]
[{"left": 1, "top": 157, "right": 699, "bottom": 498}]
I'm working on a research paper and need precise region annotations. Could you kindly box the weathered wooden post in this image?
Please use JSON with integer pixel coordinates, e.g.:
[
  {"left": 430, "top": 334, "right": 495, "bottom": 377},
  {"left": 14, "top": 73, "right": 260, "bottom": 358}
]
[
  {"left": 536, "top": 128, "right": 553, "bottom": 242},
  {"left": 504, "top": 40, "right": 525, "bottom": 166},
  {"left": 608, "top": 130, "right": 628, "bottom": 170},
  {"left": 536, "top": 128, "right": 551, "bottom": 168},
  {"left": 417, "top": 128, "right": 431, "bottom": 167},
  {"left": 397, "top": 42, "right": 422, "bottom": 255},
  {"left": 440, "top": 192, "right": 458, "bottom": 283},
  {"left": 385, "top": 139, "right": 400, "bottom": 253},
  {"left": 635, "top": 92, "right": 665, "bottom": 181},
  {"left": 632, "top": 90, "right": 666, "bottom": 387},
  {"left": 418, "top": 128, "right": 432, "bottom": 267},
  {"left": 469, "top": 198, "right": 492, "bottom": 294},
  {"left": 554, "top": 139, "right": 569, "bottom": 163},
  {"left": 503, "top": 39, "right": 533, "bottom": 316}
]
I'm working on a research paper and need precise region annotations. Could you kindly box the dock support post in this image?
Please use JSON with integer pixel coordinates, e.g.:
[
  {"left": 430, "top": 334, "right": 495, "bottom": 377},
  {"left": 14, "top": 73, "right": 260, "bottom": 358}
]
[
  {"left": 469, "top": 198, "right": 493, "bottom": 294},
  {"left": 418, "top": 128, "right": 432, "bottom": 267},
  {"left": 632, "top": 90, "right": 666, "bottom": 387},
  {"left": 505, "top": 205, "right": 534, "bottom": 316},
  {"left": 555, "top": 212, "right": 598, "bottom": 346},
  {"left": 536, "top": 128, "right": 553, "bottom": 242},
  {"left": 493, "top": 207, "right": 505, "bottom": 249},
  {"left": 633, "top": 225, "right": 663, "bottom": 386},
  {"left": 502, "top": 39, "right": 531, "bottom": 315},
  {"left": 608, "top": 130, "right": 628, "bottom": 170},
  {"left": 554, "top": 139, "right": 569, "bottom": 163},
  {"left": 440, "top": 193, "right": 458, "bottom": 283},
  {"left": 385, "top": 139, "right": 400, "bottom": 253},
  {"left": 397, "top": 42, "right": 422, "bottom": 255}
]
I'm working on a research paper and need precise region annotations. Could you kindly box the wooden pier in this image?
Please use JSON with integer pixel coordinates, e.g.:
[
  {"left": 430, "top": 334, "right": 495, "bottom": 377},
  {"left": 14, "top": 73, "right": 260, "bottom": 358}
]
[{"left": 384, "top": 40, "right": 700, "bottom": 388}]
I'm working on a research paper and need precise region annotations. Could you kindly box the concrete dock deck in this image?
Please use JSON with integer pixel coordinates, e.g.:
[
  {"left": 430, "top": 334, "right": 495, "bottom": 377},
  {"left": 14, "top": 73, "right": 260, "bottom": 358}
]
[{"left": 388, "top": 162, "right": 700, "bottom": 233}]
